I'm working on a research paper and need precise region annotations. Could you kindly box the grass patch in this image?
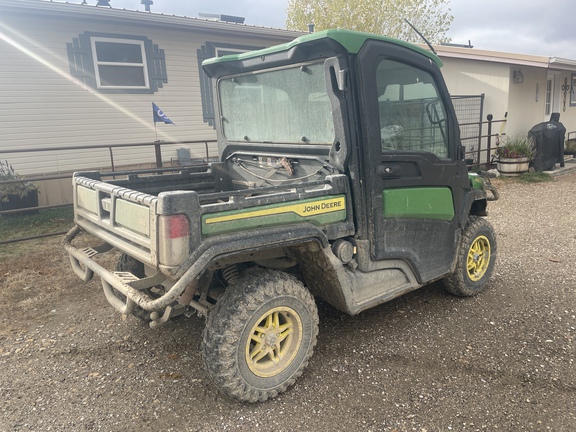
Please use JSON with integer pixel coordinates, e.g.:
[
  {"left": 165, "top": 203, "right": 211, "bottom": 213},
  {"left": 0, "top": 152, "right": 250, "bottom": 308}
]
[
  {"left": 0, "top": 206, "right": 73, "bottom": 242},
  {"left": 517, "top": 172, "right": 554, "bottom": 183},
  {"left": 0, "top": 206, "right": 74, "bottom": 263},
  {"left": 491, "top": 171, "right": 555, "bottom": 186}
]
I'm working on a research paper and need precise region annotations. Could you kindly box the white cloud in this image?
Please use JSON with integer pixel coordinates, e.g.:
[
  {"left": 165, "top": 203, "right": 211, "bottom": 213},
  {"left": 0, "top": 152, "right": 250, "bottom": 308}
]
[
  {"left": 447, "top": 0, "right": 576, "bottom": 59},
  {"left": 84, "top": 0, "right": 576, "bottom": 59}
]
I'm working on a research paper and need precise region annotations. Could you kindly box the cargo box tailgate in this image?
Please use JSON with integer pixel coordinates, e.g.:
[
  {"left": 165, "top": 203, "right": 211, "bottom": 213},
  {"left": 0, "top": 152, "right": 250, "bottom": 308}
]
[{"left": 73, "top": 174, "right": 158, "bottom": 266}]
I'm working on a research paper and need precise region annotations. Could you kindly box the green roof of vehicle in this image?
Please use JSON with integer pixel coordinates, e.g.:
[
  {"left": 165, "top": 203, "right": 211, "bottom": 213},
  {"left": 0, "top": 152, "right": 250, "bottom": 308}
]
[{"left": 202, "top": 28, "right": 442, "bottom": 68}]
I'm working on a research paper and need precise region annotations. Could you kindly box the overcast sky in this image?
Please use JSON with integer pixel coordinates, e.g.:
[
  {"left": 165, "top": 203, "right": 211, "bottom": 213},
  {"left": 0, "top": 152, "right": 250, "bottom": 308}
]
[{"left": 102, "top": 0, "right": 576, "bottom": 59}]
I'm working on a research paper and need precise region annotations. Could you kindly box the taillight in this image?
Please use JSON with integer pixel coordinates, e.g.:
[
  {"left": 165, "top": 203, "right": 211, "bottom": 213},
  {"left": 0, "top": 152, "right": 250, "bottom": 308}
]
[
  {"left": 167, "top": 214, "right": 190, "bottom": 239},
  {"left": 158, "top": 214, "right": 190, "bottom": 267}
]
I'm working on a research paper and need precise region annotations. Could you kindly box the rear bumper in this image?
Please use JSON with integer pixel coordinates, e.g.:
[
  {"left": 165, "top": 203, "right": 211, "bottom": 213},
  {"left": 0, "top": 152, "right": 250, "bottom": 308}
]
[
  {"left": 63, "top": 225, "right": 198, "bottom": 315},
  {"left": 63, "top": 223, "right": 331, "bottom": 324}
]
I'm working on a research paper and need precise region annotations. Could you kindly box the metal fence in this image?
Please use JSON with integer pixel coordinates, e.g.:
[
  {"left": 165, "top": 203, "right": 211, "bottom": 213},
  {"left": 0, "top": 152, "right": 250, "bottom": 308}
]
[
  {"left": 451, "top": 94, "right": 508, "bottom": 167},
  {"left": 452, "top": 94, "right": 484, "bottom": 161},
  {"left": 0, "top": 139, "right": 217, "bottom": 244},
  {"left": 461, "top": 113, "right": 507, "bottom": 167}
]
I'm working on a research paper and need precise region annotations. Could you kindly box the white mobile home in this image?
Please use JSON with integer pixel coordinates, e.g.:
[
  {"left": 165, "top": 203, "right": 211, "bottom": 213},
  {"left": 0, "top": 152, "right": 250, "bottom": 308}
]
[
  {"left": 437, "top": 44, "right": 576, "bottom": 137},
  {"left": 0, "top": 0, "right": 302, "bottom": 204}
]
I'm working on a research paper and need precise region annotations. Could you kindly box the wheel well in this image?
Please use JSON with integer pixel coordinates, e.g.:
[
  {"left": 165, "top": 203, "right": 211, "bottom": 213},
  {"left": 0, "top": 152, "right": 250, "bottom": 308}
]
[
  {"left": 470, "top": 198, "right": 487, "bottom": 216},
  {"left": 199, "top": 241, "right": 349, "bottom": 312},
  {"left": 197, "top": 243, "right": 312, "bottom": 308}
]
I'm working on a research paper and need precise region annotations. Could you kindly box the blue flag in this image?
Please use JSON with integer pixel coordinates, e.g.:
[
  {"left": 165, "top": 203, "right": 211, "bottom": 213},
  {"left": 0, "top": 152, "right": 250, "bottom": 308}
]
[{"left": 152, "top": 103, "right": 175, "bottom": 125}]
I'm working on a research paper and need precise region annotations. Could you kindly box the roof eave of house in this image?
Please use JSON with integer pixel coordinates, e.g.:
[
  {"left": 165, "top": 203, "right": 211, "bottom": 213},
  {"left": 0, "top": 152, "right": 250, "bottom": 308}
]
[
  {"left": 430, "top": 44, "right": 552, "bottom": 68},
  {"left": 0, "top": 0, "right": 305, "bottom": 40},
  {"left": 430, "top": 44, "right": 576, "bottom": 72},
  {"left": 548, "top": 57, "right": 576, "bottom": 71}
]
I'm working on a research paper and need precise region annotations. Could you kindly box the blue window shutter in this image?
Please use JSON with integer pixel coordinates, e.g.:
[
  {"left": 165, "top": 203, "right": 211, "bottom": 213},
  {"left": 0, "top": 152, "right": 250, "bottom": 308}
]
[
  {"left": 146, "top": 41, "right": 168, "bottom": 92},
  {"left": 66, "top": 34, "right": 96, "bottom": 88}
]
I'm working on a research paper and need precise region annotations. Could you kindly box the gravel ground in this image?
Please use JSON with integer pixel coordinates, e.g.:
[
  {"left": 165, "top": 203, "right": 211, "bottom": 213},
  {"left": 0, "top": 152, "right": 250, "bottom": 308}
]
[{"left": 0, "top": 171, "right": 575, "bottom": 431}]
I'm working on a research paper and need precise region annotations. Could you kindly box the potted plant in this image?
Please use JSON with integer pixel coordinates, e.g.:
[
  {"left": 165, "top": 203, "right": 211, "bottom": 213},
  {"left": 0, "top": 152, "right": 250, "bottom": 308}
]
[
  {"left": 565, "top": 138, "right": 576, "bottom": 157},
  {"left": 495, "top": 135, "right": 535, "bottom": 176},
  {"left": 0, "top": 160, "right": 39, "bottom": 216}
]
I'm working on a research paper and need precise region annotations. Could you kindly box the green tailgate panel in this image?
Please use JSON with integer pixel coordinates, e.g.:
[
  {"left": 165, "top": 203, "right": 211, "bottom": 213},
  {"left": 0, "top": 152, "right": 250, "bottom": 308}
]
[
  {"left": 383, "top": 187, "right": 454, "bottom": 221},
  {"left": 115, "top": 199, "right": 150, "bottom": 237},
  {"left": 76, "top": 186, "right": 98, "bottom": 214},
  {"left": 202, "top": 195, "right": 346, "bottom": 236}
]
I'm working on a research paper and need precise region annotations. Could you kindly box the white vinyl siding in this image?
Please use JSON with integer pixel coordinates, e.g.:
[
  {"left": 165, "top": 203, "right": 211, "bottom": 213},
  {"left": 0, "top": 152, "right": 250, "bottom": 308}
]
[
  {"left": 440, "top": 59, "right": 510, "bottom": 126},
  {"left": 0, "top": 11, "right": 300, "bottom": 178}
]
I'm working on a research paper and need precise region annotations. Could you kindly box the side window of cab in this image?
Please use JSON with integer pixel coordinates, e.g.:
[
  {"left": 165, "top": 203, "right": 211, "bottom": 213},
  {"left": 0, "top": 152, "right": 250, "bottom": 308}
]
[{"left": 377, "top": 59, "right": 449, "bottom": 158}]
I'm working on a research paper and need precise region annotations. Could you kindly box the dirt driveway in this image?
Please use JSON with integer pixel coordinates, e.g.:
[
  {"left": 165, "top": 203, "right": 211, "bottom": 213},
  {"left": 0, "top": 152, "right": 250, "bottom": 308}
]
[{"left": 1, "top": 172, "right": 575, "bottom": 431}]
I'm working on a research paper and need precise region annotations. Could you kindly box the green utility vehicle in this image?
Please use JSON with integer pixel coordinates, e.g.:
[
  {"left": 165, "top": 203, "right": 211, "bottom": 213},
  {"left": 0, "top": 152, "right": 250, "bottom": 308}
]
[{"left": 64, "top": 29, "right": 498, "bottom": 403}]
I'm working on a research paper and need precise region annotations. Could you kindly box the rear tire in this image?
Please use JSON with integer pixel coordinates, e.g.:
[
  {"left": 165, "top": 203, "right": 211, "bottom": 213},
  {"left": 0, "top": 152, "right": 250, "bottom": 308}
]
[
  {"left": 443, "top": 216, "right": 497, "bottom": 296},
  {"left": 202, "top": 269, "right": 318, "bottom": 402}
]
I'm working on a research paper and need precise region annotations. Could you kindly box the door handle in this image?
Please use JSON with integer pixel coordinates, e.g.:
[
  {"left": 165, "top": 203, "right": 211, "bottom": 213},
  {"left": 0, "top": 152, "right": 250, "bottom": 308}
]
[{"left": 378, "top": 164, "right": 403, "bottom": 178}]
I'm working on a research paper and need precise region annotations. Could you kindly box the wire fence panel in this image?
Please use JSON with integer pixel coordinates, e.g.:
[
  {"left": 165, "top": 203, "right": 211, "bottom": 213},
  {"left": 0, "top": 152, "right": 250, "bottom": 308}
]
[{"left": 452, "top": 94, "right": 484, "bottom": 162}]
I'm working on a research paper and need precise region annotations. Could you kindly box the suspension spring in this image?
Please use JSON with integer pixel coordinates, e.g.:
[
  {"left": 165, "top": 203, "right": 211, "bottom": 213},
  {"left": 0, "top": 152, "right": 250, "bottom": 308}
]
[{"left": 222, "top": 265, "right": 240, "bottom": 286}]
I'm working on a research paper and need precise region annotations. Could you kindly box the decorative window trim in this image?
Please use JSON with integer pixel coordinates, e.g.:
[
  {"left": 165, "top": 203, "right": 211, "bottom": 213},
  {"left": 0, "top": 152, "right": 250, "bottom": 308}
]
[
  {"left": 197, "top": 42, "right": 263, "bottom": 127},
  {"left": 545, "top": 78, "right": 553, "bottom": 116},
  {"left": 67, "top": 32, "right": 167, "bottom": 94}
]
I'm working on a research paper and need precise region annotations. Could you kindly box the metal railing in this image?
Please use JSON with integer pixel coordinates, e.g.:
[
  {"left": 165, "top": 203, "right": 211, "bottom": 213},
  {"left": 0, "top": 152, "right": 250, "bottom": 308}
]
[
  {"left": 461, "top": 114, "right": 507, "bottom": 168},
  {"left": 1, "top": 138, "right": 215, "bottom": 176},
  {"left": 1, "top": 139, "right": 217, "bottom": 244}
]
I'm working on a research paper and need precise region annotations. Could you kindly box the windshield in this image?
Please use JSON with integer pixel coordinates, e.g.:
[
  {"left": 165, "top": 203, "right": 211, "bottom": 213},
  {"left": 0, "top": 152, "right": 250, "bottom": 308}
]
[{"left": 218, "top": 62, "right": 334, "bottom": 144}]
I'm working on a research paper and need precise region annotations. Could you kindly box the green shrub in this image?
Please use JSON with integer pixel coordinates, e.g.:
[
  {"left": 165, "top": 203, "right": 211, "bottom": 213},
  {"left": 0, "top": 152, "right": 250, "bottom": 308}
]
[{"left": 0, "top": 160, "right": 39, "bottom": 203}]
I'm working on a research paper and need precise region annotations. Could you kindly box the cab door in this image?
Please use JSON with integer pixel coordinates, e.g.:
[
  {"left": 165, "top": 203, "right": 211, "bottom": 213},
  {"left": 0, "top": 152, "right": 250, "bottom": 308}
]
[{"left": 357, "top": 41, "right": 470, "bottom": 283}]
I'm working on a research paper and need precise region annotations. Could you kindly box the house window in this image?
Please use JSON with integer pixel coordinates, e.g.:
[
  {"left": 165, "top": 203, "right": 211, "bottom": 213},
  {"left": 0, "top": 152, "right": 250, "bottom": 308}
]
[
  {"left": 67, "top": 32, "right": 167, "bottom": 93},
  {"left": 90, "top": 38, "right": 149, "bottom": 89}
]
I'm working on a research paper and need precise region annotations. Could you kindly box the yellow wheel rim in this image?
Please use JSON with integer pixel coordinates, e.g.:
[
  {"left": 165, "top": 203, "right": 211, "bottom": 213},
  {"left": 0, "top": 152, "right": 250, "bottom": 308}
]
[
  {"left": 245, "top": 306, "right": 303, "bottom": 378},
  {"left": 467, "top": 235, "right": 491, "bottom": 282}
]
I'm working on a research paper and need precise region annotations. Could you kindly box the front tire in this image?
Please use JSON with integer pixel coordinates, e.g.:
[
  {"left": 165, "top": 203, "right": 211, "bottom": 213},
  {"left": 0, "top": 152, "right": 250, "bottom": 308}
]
[
  {"left": 444, "top": 216, "right": 497, "bottom": 296},
  {"left": 202, "top": 269, "right": 319, "bottom": 403}
]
